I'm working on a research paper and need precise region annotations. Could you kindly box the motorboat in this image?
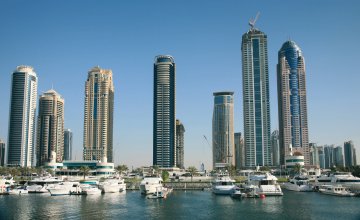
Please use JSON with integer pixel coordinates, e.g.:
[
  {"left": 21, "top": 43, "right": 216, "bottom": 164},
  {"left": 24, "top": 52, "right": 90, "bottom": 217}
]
[
  {"left": 230, "top": 187, "right": 246, "bottom": 199},
  {"left": 8, "top": 186, "right": 28, "bottom": 195},
  {"left": 319, "top": 185, "right": 355, "bottom": 197},
  {"left": 139, "top": 176, "right": 163, "bottom": 195},
  {"left": 212, "top": 175, "right": 236, "bottom": 195},
  {"left": 99, "top": 178, "right": 122, "bottom": 193},
  {"left": 283, "top": 175, "right": 313, "bottom": 192},
  {"left": 27, "top": 177, "right": 62, "bottom": 193},
  {"left": 246, "top": 172, "right": 283, "bottom": 196},
  {"left": 48, "top": 182, "right": 80, "bottom": 196},
  {"left": 118, "top": 178, "right": 127, "bottom": 192},
  {"left": 315, "top": 172, "right": 360, "bottom": 191},
  {"left": 147, "top": 186, "right": 168, "bottom": 199},
  {"left": 81, "top": 184, "right": 102, "bottom": 195}
]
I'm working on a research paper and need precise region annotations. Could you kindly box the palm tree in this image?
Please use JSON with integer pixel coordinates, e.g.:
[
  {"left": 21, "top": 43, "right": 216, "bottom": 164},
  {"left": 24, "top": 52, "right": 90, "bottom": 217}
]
[
  {"left": 115, "top": 164, "right": 128, "bottom": 176},
  {"left": 152, "top": 165, "right": 160, "bottom": 175},
  {"left": 187, "top": 166, "right": 197, "bottom": 182},
  {"left": 293, "top": 163, "right": 302, "bottom": 175},
  {"left": 79, "top": 166, "right": 91, "bottom": 180}
]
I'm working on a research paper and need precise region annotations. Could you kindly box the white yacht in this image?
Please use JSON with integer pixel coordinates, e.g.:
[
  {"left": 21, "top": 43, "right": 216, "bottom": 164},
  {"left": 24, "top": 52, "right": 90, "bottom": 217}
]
[
  {"left": 99, "top": 178, "right": 125, "bottom": 193},
  {"left": 283, "top": 176, "right": 313, "bottom": 192},
  {"left": 315, "top": 172, "right": 360, "bottom": 191},
  {"left": 212, "top": 175, "right": 236, "bottom": 195},
  {"left": 8, "top": 186, "right": 28, "bottom": 195},
  {"left": 139, "top": 176, "right": 163, "bottom": 195},
  {"left": 81, "top": 185, "right": 102, "bottom": 195},
  {"left": 246, "top": 172, "right": 283, "bottom": 196},
  {"left": 27, "top": 177, "right": 62, "bottom": 193},
  {"left": 47, "top": 182, "right": 80, "bottom": 196},
  {"left": 319, "top": 185, "right": 355, "bottom": 197}
]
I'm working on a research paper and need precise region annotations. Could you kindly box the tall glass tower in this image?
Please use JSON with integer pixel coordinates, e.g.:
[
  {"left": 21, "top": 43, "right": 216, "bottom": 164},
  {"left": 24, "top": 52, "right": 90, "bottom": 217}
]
[
  {"left": 277, "top": 41, "right": 309, "bottom": 165},
  {"left": 242, "top": 26, "right": 272, "bottom": 167},
  {"left": 64, "top": 129, "right": 73, "bottom": 161},
  {"left": 153, "top": 55, "right": 176, "bottom": 168},
  {"left": 344, "top": 141, "right": 357, "bottom": 167},
  {"left": 212, "top": 92, "right": 235, "bottom": 169},
  {"left": 176, "top": 119, "right": 185, "bottom": 169},
  {"left": 7, "top": 66, "right": 38, "bottom": 167},
  {"left": 83, "top": 66, "right": 114, "bottom": 162},
  {"left": 36, "top": 89, "right": 64, "bottom": 166}
]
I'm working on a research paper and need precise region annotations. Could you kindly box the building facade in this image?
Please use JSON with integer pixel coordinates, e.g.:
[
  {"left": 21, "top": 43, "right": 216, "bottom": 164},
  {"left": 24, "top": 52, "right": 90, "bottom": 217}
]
[
  {"left": 64, "top": 129, "right": 73, "bottom": 161},
  {"left": 0, "top": 140, "right": 5, "bottom": 166},
  {"left": 83, "top": 66, "right": 114, "bottom": 162},
  {"left": 271, "top": 130, "right": 280, "bottom": 167},
  {"left": 212, "top": 92, "right": 235, "bottom": 169},
  {"left": 7, "top": 66, "right": 38, "bottom": 167},
  {"left": 309, "top": 143, "right": 320, "bottom": 168},
  {"left": 36, "top": 89, "right": 65, "bottom": 166},
  {"left": 324, "top": 145, "right": 334, "bottom": 169},
  {"left": 234, "top": 132, "right": 245, "bottom": 170},
  {"left": 333, "top": 146, "right": 344, "bottom": 167},
  {"left": 344, "top": 141, "right": 357, "bottom": 167},
  {"left": 242, "top": 26, "right": 272, "bottom": 167},
  {"left": 176, "top": 119, "right": 185, "bottom": 169},
  {"left": 317, "top": 146, "right": 325, "bottom": 169},
  {"left": 153, "top": 55, "right": 176, "bottom": 168},
  {"left": 277, "top": 41, "right": 309, "bottom": 166}
]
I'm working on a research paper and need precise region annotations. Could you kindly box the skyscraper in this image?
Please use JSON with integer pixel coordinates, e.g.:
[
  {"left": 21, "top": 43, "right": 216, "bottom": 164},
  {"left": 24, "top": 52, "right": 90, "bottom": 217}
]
[
  {"left": 309, "top": 143, "right": 320, "bottom": 167},
  {"left": 7, "top": 66, "right": 37, "bottom": 167},
  {"left": 176, "top": 119, "right": 185, "bottom": 169},
  {"left": 344, "top": 141, "right": 357, "bottom": 167},
  {"left": 333, "top": 146, "right": 344, "bottom": 167},
  {"left": 324, "top": 145, "right": 334, "bottom": 169},
  {"left": 83, "top": 66, "right": 114, "bottom": 162},
  {"left": 0, "top": 139, "right": 5, "bottom": 166},
  {"left": 317, "top": 146, "right": 325, "bottom": 169},
  {"left": 36, "top": 89, "right": 65, "bottom": 166},
  {"left": 277, "top": 40, "right": 309, "bottom": 166},
  {"left": 64, "top": 129, "right": 73, "bottom": 161},
  {"left": 271, "top": 130, "right": 280, "bottom": 167},
  {"left": 153, "top": 55, "right": 176, "bottom": 168},
  {"left": 213, "top": 92, "right": 235, "bottom": 169},
  {"left": 234, "top": 132, "right": 244, "bottom": 170},
  {"left": 242, "top": 23, "right": 271, "bottom": 167}
]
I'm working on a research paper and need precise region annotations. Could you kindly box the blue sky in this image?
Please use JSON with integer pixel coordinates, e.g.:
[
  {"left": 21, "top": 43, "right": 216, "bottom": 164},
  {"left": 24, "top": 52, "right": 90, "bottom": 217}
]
[{"left": 0, "top": 0, "right": 359, "bottom": 169}]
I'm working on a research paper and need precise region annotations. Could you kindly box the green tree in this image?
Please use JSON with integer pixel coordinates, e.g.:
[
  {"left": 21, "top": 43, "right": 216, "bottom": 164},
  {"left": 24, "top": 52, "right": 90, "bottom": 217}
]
[
  {"left": 259, "top": 166, "right": 271, "bottom": 172},
  {"left": 161, "top": 170, "right": 169, "bottom": 182},
  {"left": 187, "top": 166, "right": 197, "bottom": 182},
  {"left": 152, "top": 165, "right": 160, "bottom": 175},
  {"left": 115, "top": 164, "right": 128, "bottom": 176},
  {"left": 292, "top": 163, "right": 302, "bottom": 175},
  {"left": 226, "top": 165, "right": 237, "bottom": 177},
  {"left": 79, "top": 166, "right": 91, "bottom": 180},
  {"left": 9, "top": 167, "right": 20, "bottom": 177}
]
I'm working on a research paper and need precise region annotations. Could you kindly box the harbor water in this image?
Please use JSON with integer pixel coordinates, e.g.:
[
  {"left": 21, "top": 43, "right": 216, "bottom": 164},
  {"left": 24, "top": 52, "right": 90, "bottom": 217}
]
[{"left": 0, "top": 190, "right": 359, "bottom": 220}]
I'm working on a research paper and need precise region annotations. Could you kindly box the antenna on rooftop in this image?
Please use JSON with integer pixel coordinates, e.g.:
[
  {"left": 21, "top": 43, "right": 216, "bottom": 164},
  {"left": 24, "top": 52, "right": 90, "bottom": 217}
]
[{"left": 249, "top": 12, "right": 260, "bottom": 30}]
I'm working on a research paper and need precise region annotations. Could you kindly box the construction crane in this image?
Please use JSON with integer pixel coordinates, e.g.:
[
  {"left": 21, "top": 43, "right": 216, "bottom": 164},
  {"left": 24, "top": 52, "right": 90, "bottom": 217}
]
[
  {"left": 203, "top": 135, "right": 232, "bottom": 167},
  {"left": 249, "top": 12, "right": 260, "bottom": 30}
]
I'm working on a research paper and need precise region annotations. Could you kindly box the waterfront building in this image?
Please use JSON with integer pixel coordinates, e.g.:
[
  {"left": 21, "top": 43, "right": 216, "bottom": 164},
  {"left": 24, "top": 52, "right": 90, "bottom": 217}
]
[
  {"left": 83, "top": 66, "right": 114, "bottom": 162},
  {"left": 213, "top": 92, "right": 235, "bottom": 169},
  {"left": 176, "top": 119, "right": 185, "bottom": 169},
  {"left": 64, "top": 129, "right": 73, "bottom": 161},
  {"left": 234, "top": 132, "right": 245, "bottom": 169},
  {"left": 333, "top": 146, "right": 344, "bottom": 167},
  {"left": 36, "top": 89, "right": 65, "bottom": 166},
  {"left": 309, "top": 143, "right": 320, "bottom": 168},
  {"left": 317, "top": 146, "right": 325, "bottom": 169},
  {"left": 344, "top": 141, "right": 357, "bottom": 167},
  {"left": 271, "top": 130, "right": 280, "bottom": 167},
  {"left": 241, "top": 21, "right": 271, "bottom": 167},
  {"left": 285, "top": 145, "right": 304, "bottom": 169},
  {"left": 324, "top": 145, "right": 334, "bottom": 169},
  {"left": 7, "top": 66, "right": 37, "bottom": 167},
  {"left": 0, "top": 139, "right": 5, "bottom": 166},
  {"left": 277, "top": 40, "right": 309, "bottom": 166},
  {"left": 153, "top": 55, "right": 176, "bottom": 168}
]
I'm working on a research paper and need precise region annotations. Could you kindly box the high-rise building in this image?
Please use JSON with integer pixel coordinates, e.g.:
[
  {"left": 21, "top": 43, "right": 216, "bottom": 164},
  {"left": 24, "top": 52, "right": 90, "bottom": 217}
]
[
  {"left": 317, "top": 146, "right": 325, "bottom": 169},
  {"left": 333, "top": 146, "right": 344, "bottom": 167},
  {"left": 344, "top": 141, "right": 357, "bottom": 167},
  {"left": 212, "top": 92, "right": 235, "bottom": 169},
  {"left": 324, "top": 145, "right": 334, "bottom": 169},
  {"left": 64, "top": 129, "right": 73, "bottom": 161},
  {"left": 36, "top": 89, "right": 65, "bottom": 166},
  {"left": 83, "top": 66, "right": 114, "bottom": 162},
  {"left": 277, "top": 40, "right": 309, "bottom": 166},
  {"left": 0, "top": 139, "right": 5, "bottom": 166},
  {"left": 309, "top": 143, "right": 320, "bottom": 167},
  {"left": 176, "top": 119, "right": 185, "bottom": 169},
  {"left": 242, "top": 22, "right": 271, "bottom": 167},
  {"left": 271, "top": 130, "right": 280, "bottom": 167},
  {"left": 7, "top": 66, "right": 37, "bottom": 167},
  {"left": 234, "top": 132, "right": 245, "bottom": 170},
  {"left": 153, "top": 55, "right": 176, "bottom": 168}
]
